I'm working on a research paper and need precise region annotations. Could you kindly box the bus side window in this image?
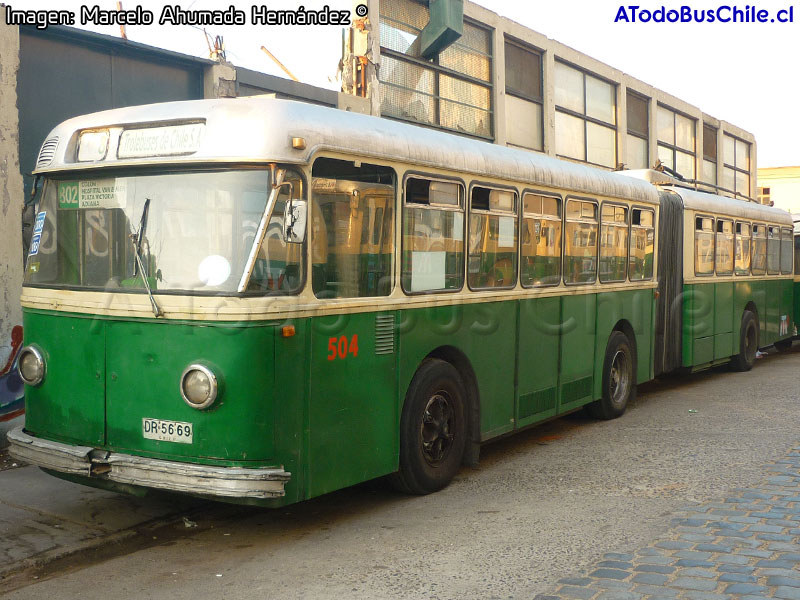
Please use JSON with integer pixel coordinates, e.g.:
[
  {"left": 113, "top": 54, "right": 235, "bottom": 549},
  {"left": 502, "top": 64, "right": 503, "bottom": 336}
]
[
  {"left": 599, "top": 203, "right": 628, "bottom": 283},
  {"left": 564, "top": 199, "right": 598, "bottom": 285},
  {"left": 794, "top": 228, "right": 800, "bottom": 275},
  {"left": 694, "top": 216, "right": 714, "bottom": 276},
  {"left": 781, "top": 227, "right": 793, "bottom": 275},
  {"left": 468, "top": 186, "right": 517, "bottom": 290},
  {"left": 310, "top": 158, "right": 396, "bottom": 299},
  {"left": 734, "top": 222, "right": 751, "bottom": 276},
  {"left": 520, "top": 193, "right": 561, "bottom": 287},
  {"left": 715, "top": 219, "right": 734, "bottom": 275},
  {"left": 402, "top": 178, "right": 465, "bottom": 293},
  {"left": 752, "top": 224, "right": 767, "bottom": 275},
  {"left": 629, "top": 208, "right": 654, "bottom": 281},
  {"left": 767, "top": 225, "right": 780, "bottom": 274}
]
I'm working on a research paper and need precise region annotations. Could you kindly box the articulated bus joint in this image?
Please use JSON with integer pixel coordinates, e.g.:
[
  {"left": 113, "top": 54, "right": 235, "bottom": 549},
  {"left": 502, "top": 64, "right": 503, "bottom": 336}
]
[{"left": 7, "top": 427, "right": 290, "bottom": 499}]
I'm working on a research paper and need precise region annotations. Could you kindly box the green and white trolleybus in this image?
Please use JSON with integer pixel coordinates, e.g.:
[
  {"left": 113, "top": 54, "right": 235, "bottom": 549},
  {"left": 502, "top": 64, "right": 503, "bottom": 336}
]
[{"left": 9, "top": 98, "right": 794, "bottom": 505}]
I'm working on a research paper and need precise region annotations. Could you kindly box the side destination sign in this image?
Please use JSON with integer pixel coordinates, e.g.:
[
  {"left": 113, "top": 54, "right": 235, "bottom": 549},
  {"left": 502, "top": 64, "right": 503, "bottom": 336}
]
[
  {"left": 58, "top": 179, "right": 127, "bottom": 209},
  {"left": 118, "top": 123, "right": 204, "bottom": 159}
]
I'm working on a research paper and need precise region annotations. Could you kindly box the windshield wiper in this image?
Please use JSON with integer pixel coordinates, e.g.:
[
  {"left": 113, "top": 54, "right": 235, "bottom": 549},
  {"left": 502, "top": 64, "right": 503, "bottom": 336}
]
[{"left": 130, "top": 198, "right": 162, "bottom": 318}]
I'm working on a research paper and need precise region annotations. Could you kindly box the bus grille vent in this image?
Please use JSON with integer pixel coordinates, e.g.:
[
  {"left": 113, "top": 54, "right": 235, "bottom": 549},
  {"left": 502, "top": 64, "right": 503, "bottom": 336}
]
[
  {"left": 36, "top": 137, "right": 59, "bottom": 168},
  {"left": 375, "top": 314, "right": 395, "bottom": 355}
]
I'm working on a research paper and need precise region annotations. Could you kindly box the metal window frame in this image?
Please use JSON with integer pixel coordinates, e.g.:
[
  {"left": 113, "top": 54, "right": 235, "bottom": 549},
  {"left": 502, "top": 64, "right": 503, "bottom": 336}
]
[
  {"left": 734, "top": 220, "right": 751, "bottom": 276},
  {"left": 694, "top": 214, "right": 716, "bottom": 277},
  {"left": 598, "top": 201, "right": 630, "bottom": 283},
  {"left": 714, "top": 217, "right": 734, "bottom": 276},
  {"left": 626, "top": 90, "right": 650, "bottom": 138},
  {"left": 309, "top": 157, "right": 399, "bottom": 300},
  {"left": 722, "top": 133, "right": 751, "bottom": 196},
  {"left": 401, "top": 171, "right": 467, "bottom": 296},
  {"left": 767, "top": 224, "right": 781, "bottom": 275},
  {"left": 467, "top": 181, "right": 519, "bottom": 291},
  {"left": 554, "top": 60, "right": 618, "bottom": 168},
  {"left": 520, "top": 189, "right": 563, "bottom": 289},
  {"left": 378, "top": 10, "right": 495, "bottom": 141},
  {"left": 751, "top": 223, "right": 767, "bottom": 276},
  {"left": 629, "top": 205, "right": 655, "bottom": 282},
  {"left": 780, "top": 226, "right": 794, "bottom": 275},
  {"left": 563, "top": 195, "right": 599, "bottom": 286},
  {"left": 503, "top": 36, "right": 544, "bottom": 103}
]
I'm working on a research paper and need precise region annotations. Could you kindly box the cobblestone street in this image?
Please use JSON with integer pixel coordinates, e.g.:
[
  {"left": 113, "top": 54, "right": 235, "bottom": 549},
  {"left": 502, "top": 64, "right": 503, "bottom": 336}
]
[
  {"left": 544, "top": 444, "right": 800, "bottom": 599},
  {"left": 2, "top": 351, "right": 799, "bottom": 599}
]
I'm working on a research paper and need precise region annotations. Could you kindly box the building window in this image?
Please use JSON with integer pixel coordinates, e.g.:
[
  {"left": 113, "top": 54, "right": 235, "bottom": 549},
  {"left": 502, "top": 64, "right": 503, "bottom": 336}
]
[
  {"left": 657, "top": 105, "right": 696, "bottom": 179},
  {"left": 626, "top": 92, "right": 648, "bottom": 170},
  {"left": 504, "top": 38, "right": 543, "bottom": 151},
  {"left": 757, "top": 186, "right": 771, "bottom": 205},
  {"left": 702, "top": 124, "right": 717, "bottom": 186},
  {"left": 722, "top": 134, "right": 751, "bottom": 198},
  {"left": 554, "top": 61, "right": 617, "bottom": 168},
  {"left": 379, "top": 0, "right": 493, "bottom": 139}
]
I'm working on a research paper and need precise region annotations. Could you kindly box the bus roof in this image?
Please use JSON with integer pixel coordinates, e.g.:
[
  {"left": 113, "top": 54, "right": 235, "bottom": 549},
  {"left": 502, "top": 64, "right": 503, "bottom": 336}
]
[
  {"left": 666, "top": 186, "right": 793, "bottom": 225},
  {"left": 34, "top": 97, "right": 659, "bottom": 206}
]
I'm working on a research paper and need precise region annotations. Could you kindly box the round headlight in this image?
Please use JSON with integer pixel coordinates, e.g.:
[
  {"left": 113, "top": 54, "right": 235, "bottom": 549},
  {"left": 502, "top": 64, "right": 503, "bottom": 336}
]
[
  {"left": 18, "top": 345, "right": 45, "bottom": 386},
  {"left": 180, "top": 364, "right": 218, "bottom": 409}
]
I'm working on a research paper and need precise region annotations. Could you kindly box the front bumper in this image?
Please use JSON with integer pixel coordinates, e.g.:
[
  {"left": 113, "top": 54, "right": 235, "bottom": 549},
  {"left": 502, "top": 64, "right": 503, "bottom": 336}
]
[{"left": 7, "top": 427, "right": 290, "bottom": 499}]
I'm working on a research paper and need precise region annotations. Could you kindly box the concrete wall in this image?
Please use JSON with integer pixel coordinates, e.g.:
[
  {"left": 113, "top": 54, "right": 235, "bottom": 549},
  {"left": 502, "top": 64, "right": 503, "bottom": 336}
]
[
  {"left": 371, "top": 1, "right": 758, "bottom": 200},
  {"left": 465, "top": 1, "right": 757, "bottom": 200},
  {"left": 758, "top": 167, "right": 800, "bottom": 216},
  {"left": 0, "top": 21, "right": 25, "bottom": 442}
]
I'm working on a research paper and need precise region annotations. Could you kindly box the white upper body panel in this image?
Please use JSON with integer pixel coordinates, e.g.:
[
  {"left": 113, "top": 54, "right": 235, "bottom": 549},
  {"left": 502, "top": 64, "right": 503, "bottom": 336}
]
[{"left": 34, "top": 96, "right": 660, "bottom": 206}]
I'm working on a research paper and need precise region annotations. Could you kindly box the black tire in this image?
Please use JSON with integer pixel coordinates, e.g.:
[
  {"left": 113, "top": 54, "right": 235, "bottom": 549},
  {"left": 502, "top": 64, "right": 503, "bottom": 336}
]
[
  {"left": 587, "top": 331, "right": 636, "bottom": 420},
  {"left": 774, "top": 338, "right": 793, "bottom": 353},
  {"left": 390, "top": 359, "right": 467, "bottom": 495},
  {"left": 731, "top": 310, "right": 758, "bottom": 371}
]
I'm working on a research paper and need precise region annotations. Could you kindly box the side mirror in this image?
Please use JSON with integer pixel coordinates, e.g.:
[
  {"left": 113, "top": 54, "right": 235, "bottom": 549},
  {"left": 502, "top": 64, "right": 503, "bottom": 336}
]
[{"left": 283, "top": 199, "right": 307, "bottom": 244}]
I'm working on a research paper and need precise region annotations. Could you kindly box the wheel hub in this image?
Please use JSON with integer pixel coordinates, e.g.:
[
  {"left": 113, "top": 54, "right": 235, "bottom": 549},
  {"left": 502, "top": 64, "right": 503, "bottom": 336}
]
[
  {"left": 609, "top": 349, "right": 631, "bottom": 406},
  {"left": 421, "top": 392, "right": 455, "bottom": 465}
]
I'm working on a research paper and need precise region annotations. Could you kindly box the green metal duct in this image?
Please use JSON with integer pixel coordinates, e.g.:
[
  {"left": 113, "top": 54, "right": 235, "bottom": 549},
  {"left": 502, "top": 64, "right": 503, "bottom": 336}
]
[{"left": 419, "top": 0, "right": 463, "bottom": 59}]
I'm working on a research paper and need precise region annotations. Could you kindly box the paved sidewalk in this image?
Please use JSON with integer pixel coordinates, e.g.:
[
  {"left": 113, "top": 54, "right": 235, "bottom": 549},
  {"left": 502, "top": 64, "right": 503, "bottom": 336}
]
[
  {"left": 0, "top": 464, "right": 200, "bottom": 580},
  {"left": 539, "top": 443, "right": 800, "bottom": 599}
]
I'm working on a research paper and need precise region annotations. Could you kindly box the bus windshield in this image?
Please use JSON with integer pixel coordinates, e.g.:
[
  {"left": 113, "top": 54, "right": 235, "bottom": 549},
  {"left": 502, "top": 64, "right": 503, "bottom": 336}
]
[{"left": 24, "top": 168, "right": 304, "bottom": 295}]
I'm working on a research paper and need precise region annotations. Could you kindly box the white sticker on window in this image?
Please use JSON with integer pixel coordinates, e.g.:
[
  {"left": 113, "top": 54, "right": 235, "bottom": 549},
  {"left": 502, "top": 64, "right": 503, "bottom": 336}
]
[
  {"left": 411, "top": 251, "right": 446, "bottom": 292},
  {"left": 452, "top": 212, "right": 464, "bottom": 242},
  {"left": 498, "top": 216, "right": 515, "bottom": 248},
  {"left": 78, "top": 179, "right": 127, "bottom": 209}
]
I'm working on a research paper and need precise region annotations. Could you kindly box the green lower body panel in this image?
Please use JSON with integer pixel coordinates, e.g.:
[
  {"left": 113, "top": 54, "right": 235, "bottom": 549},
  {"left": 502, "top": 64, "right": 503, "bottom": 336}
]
[
  {"left": 683, "top": 279, "right": 793, "bottom": 369},
  {"left": 21, "top": 287, "right": 658, "bottom": 506}
]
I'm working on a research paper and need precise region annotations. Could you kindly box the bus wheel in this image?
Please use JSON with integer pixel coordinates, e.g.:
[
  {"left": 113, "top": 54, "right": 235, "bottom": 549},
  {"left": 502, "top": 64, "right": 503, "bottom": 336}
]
[
  {"left": 731, "top": 310, "right": 758, "bottom": 371},
  {"left": 587, "top": 331, "right": 636, "bottom": 420},
  {"left": 391, "top": 359, "right": 467, "bottom": 495}
]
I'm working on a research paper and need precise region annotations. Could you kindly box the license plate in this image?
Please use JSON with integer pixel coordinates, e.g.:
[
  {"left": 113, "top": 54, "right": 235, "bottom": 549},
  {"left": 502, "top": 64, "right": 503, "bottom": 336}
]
[{"left": 142, "top": 418, "right": 193, "bottom": 444}]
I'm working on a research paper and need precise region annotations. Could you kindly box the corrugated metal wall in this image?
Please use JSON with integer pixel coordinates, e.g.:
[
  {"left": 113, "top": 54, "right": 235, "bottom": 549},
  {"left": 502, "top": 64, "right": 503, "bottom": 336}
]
[{"left": 17, "top": 27, "right": 207, "bottom": 198}]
